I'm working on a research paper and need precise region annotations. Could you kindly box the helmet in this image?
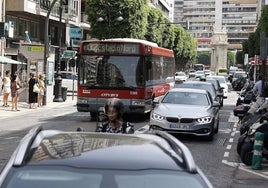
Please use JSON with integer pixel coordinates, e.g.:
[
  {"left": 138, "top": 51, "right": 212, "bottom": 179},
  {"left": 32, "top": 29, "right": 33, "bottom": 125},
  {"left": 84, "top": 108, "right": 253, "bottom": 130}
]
[{"left": 104, "top": 98, "right": 124, "bottom": 118}]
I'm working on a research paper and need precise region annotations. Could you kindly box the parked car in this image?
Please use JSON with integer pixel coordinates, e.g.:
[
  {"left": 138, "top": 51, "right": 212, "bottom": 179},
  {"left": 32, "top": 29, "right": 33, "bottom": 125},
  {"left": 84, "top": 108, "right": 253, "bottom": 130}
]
[
  {"left": 175, "top": 81, "right": 221, "bottom": 105},
  {"left": 0, "top": 126, "right": 213, "bottom": 188},
  {"left": 55, "top": 71, "right": 77, "bottom": 92},
  {"left": 150, "top": 88, "right": 220, "bottom": 140},
  {"left": 207, "top": 75, "right": 229, "bottom": 99},
  {"left": 175, "top": 71, "right": 188, "bottom": 82}
]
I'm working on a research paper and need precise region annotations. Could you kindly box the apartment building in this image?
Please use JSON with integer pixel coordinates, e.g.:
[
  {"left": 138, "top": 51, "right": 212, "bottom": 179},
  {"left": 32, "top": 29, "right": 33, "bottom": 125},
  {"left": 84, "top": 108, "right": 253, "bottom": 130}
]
[
  {"left": 173, "top": 0, "right": 259, "bottom": 51},
  {"left": 0, "top": 0, "right": 90, "bottom": 103},
  {"left": 149, "top": 0, "right": 174, "bottom": 22}
]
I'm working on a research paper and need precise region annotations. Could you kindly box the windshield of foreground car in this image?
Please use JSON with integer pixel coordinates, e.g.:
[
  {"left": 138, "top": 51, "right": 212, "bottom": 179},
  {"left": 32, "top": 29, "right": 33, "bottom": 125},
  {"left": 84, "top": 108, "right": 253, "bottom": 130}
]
[
  {"left": 3, "top": 168, "right": 209, "bottom": 188},
  {"left": 162, "top": 92, "right": 209, "bottom": 106}
]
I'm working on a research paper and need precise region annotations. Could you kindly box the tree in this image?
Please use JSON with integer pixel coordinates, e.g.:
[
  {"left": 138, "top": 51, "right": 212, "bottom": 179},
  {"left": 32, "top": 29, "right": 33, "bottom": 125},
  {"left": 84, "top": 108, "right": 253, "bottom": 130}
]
[
  {"left": 227, "top": 51, "right": 235, "bottom": 66},
  {"left": 197, "top": 51, "right": 210, "bottom": 66},
  {"left": 86, "top": 0, "right": 147, "bottom": 39},
  {"left": 85, "top": 0, "right": 197, "bottom": 68}
]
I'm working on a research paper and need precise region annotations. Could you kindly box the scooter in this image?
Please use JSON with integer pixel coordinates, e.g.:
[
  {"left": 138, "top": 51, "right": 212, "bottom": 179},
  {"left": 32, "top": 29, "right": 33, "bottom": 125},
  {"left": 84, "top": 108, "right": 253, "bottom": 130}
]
[
  {"left": 238, "top": 122, "right": 268, "bottom": 166},
  {"left": 237, "top": 110, "right": 268, "bottom": 155},
  {"left": 237, "top": 98, "right": 268, "bottom": 135},
  {"left": 233, "top": 83, "right": 255, "bottom": 121}
]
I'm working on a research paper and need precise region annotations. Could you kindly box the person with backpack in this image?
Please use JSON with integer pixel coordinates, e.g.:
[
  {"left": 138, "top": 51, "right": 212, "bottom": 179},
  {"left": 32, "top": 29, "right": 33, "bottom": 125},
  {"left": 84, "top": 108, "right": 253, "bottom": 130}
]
[{"left": 96, "top": 98, "right": 134, "bottom": 134}]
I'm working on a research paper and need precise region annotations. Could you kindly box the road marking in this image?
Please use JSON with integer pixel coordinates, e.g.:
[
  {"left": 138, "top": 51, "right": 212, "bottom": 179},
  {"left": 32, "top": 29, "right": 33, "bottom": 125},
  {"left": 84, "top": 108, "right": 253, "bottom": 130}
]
[
  {"left": 226, "top": 145, "right": 232, "bottom": 150},
  {"left": 229, "top": 138, "right": 233, "bottom": 143},
  {"left": 224, "top": 152, "right": 229, "bottom": 157},
  {"left": 222, "top": 160, "right": 268, "bottom": 180}
]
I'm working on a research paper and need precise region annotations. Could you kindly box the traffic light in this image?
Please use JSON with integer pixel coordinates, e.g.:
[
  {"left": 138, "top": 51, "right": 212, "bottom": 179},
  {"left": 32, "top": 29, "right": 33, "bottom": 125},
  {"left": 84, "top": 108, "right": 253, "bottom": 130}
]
[{"left": 0, "top": 22, "right": 7, "bottom": 37}]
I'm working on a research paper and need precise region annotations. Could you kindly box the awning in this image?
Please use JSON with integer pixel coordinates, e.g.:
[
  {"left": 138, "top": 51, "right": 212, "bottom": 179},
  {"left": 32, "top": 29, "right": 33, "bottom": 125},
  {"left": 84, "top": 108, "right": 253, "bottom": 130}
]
[{"left": 0, "top": 56, "right": 26, "bottom": 65}]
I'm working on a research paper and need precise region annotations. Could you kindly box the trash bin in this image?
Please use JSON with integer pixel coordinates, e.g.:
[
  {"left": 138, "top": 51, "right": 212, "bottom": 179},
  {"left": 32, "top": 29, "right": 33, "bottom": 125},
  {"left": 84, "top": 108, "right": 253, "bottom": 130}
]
[{"left": 61, "top": 86, "right": 67, "bottom": 101}]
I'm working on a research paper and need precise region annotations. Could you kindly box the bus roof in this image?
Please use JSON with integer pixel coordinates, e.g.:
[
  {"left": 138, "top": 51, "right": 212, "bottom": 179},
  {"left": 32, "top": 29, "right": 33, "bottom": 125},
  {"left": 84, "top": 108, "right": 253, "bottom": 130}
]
[{"left": 103, "top": 38, "right": 159, "bottom": 47}]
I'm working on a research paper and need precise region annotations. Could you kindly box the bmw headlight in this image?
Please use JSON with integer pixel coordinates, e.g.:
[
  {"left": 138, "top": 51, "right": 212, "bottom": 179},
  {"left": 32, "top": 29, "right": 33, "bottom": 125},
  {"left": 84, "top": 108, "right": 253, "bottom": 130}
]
[
  {"left": 151, "top": 113, "right": 165, "bottom": 121},
  {"left": 196, "top": 116, "right": 212, "bottom": 124}
]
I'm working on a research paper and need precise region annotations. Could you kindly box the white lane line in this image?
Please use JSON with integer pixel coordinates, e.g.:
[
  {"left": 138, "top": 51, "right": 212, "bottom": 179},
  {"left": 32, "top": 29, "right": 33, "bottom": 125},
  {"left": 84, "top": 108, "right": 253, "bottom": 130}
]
[
  {"left": 226, "top": 145, "right": 232, "bottom": 150},
  {"left": 224, "top": 152, "right": 229, "bottom": 157},
  {"left": 229, "top": 138, "right": 233, "bottom": 143}
]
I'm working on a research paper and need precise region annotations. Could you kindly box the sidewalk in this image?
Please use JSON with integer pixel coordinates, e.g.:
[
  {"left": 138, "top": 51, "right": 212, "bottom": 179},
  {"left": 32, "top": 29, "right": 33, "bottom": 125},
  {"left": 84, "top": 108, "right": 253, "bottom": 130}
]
[{"left": 0, "top": 95, "right": 77, "bottom": 120}]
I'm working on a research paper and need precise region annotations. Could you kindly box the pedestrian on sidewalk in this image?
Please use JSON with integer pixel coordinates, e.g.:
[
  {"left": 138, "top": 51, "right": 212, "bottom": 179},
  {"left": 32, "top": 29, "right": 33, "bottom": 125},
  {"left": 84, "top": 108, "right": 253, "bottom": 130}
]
[
  {"left": 28, "top": 72, "right": 38, "bottom": 109},
  {"left": 10, "top": 74, "right": 22, "bottom": 111},
  {"left": 0, "top": 72, "right": 3, "bottom": 98},
  {"left": 38, "top": 74, "right": 46, "bottom": 107},
  {"left": 2, "top": 70, "right": 11, "bottom": 107}
]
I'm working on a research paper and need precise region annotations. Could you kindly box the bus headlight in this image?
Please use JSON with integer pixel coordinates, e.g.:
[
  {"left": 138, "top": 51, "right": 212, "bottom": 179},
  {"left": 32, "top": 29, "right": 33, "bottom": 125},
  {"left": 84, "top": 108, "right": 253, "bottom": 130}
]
[
  {"left": 151, "top": 113, "right": 165, "bottom": 121},
  {"left": 77, "top": 98, "right": 88, "bottom": 104}
]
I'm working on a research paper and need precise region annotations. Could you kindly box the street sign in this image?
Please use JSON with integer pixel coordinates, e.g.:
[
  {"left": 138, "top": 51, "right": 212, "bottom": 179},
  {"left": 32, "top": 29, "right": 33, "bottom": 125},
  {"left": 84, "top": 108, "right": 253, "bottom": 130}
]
[{"left": 62, "top": 50, "right": 76, "bottom": 58}]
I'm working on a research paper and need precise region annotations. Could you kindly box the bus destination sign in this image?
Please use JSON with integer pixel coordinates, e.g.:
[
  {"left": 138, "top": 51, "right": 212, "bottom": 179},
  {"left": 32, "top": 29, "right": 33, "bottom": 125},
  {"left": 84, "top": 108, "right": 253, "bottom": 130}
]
[{"left": 82, "top": 42, "right": 140, "bottom": 54}]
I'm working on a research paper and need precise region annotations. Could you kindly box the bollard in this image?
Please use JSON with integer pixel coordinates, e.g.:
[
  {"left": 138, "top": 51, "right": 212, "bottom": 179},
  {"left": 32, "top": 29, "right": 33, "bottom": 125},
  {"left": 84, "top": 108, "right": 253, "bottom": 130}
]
[{"left": 252, "top": 132, "right": 264, "bottom": 170}]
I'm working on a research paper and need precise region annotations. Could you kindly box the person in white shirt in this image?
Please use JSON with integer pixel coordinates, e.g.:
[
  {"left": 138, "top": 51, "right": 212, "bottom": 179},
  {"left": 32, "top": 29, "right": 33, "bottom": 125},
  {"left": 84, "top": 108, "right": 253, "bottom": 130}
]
[{"left": 2, "top": 70, "right": 11, "bottom": 107}]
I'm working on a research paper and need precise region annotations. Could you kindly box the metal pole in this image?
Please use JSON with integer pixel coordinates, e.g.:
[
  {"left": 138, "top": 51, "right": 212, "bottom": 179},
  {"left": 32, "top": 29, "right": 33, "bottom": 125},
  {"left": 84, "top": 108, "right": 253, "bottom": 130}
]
[
  {"left": 43, "top": 0, "right": 58, "bottom": 105},
  {"left": 53, "top": 0, "right": 63, "bottom": 102}
]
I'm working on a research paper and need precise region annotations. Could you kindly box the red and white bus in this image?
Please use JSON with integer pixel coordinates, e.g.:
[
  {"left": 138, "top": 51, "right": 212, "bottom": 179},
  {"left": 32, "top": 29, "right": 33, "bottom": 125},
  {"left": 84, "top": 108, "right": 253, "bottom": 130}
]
[{"left": 76, "top": 38, "right": 175, "bottom": 118}]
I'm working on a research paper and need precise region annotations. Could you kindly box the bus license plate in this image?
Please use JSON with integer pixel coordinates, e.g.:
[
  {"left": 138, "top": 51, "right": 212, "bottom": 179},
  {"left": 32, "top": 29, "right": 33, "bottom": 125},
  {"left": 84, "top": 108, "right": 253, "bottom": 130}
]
[{"left": 170, "top": 124, "right": 189, "bottom": 129}]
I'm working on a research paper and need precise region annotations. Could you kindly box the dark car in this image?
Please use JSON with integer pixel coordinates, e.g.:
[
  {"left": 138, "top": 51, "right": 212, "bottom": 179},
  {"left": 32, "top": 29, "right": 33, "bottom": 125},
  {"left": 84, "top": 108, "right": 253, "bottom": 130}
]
[
  {"left": 175, "top": 81, "right": 221, "bottom": 105},
  {"left": 195, "top": 78, "right": 224, "bottom": 107},
  {"left": 150, "top": 88, "right": 220, "bottom": 140},
  {"left": 0, "top": 126, "right": 213, "bottom": 188}
]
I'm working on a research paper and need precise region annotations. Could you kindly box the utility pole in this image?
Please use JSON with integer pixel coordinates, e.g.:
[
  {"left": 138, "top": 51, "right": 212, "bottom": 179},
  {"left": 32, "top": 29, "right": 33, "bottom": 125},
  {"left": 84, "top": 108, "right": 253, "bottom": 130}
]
[
  {"left": 43, "top": 0, "right": 59, "bottom": 105},
  {"left": 53, "top": 0, "right": 64, "bottom": 102}
]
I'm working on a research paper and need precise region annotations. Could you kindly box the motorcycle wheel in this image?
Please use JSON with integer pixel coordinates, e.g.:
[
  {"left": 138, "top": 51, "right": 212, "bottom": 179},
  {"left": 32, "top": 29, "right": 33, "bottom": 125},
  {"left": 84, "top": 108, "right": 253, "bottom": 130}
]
[
  {"left": 237, "top": 134, "right": 247, "bottom": 155},
  {"left": 240, "top": 142, "right": 254, "bottom": 166}
]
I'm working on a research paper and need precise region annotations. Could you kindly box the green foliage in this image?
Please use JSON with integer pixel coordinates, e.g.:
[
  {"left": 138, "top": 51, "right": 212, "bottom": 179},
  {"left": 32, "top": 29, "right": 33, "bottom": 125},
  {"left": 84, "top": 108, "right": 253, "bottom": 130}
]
[
  {"left": 86, "top": 0, "right": 147, "bottom": 39},
  {"left": 85, "top": 0, "right": 197, "bottom": 68},
  {"left": 197, "top": 51, "right": 210, "bottom": 66},
  {"left": 227, "top": 51, "right": 235, "bottom": 66},
  {"left": 236, "top": 51, "right": 244, "bottom": 65},
  {"left": 242, "top": 5, "right": 268, "bottom": 58}
]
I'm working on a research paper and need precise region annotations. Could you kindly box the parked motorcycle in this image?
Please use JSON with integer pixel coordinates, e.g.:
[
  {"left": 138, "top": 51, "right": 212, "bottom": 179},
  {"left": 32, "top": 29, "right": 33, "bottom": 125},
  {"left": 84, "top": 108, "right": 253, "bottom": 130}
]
[
  {"left": 238, "top": 99, "right": 268, "bottom": 135},
  {"left": 238, "top": 122, "right": 268, "bottom": 166},
  {"left": 233, "top": 81, "right": 255, "bottom": 121},
  {"left": 237, "top": 110, "right": 268, "bottom": 155}
]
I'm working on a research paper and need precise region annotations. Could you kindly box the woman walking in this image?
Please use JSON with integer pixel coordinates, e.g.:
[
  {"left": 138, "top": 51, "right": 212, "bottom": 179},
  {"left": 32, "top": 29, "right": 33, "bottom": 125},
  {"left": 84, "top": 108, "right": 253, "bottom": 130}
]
[
  {"left": 2, "top": 70, "right": 11, "bottom": 107},
  {"left": 10, "top": 74, "right": 21, "bottom": 111},
  {"left": 28, "top": 72, "right": 38, "bottom": 109},
  {"left": 38, "top": 74, "right": 46, "bottom": 107}
]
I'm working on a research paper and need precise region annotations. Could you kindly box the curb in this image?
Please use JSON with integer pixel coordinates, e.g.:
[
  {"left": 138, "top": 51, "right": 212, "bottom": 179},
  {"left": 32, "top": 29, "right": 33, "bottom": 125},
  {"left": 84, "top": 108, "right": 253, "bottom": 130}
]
[{"left": 0, "top": 96, "right": 76, "bottom": 120}]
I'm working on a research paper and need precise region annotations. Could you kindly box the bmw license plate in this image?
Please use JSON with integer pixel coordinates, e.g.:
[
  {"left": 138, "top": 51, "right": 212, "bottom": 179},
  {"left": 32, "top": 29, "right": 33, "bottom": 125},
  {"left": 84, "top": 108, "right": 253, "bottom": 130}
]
[{"left": 170, "top": 124, "right": 189, "bottom": 129}]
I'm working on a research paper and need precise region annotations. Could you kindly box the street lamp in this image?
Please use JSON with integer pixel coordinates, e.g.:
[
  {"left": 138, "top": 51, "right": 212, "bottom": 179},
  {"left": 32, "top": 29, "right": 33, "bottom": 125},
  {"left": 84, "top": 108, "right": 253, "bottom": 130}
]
[{"left": 97, "top": 3, "right": 123, "bottom": 38}]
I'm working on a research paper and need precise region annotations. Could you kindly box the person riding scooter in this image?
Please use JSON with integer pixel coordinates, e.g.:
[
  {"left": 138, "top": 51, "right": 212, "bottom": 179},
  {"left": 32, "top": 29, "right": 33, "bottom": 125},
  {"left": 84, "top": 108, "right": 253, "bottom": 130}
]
[{"left": 96, "top": 98, "right": 134, "bottom": 134}]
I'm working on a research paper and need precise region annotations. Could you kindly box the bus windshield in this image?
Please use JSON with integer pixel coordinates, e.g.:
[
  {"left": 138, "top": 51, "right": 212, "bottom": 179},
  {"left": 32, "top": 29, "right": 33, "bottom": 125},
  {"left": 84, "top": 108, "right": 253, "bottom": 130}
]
[{"left": 78, "top": 55, "right": 144, "bottom": 88}]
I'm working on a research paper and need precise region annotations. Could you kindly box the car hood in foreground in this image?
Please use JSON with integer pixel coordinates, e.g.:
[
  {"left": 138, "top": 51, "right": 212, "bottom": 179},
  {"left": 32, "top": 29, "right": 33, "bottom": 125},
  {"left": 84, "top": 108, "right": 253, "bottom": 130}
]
[{"left": 153, "top": 103, "right": 211, "bottom": 118}]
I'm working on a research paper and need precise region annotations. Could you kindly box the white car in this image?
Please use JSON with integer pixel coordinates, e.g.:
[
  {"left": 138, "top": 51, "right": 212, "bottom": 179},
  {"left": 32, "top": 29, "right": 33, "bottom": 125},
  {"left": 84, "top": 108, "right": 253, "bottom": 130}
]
[
  {"left": 195, "top": 70, "right": 205, "bottom": 78},
  {"left": 175, "top": 71, "right": 188, "bottom": 81},
  {"left": 207, "top": 75, "right": 228, "bottom": 98}
]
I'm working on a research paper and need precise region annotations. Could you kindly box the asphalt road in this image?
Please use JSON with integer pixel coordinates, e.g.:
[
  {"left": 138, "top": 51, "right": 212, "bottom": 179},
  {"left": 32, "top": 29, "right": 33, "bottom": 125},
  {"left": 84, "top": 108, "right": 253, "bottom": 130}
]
[{"left": 0, "top": 93, "right": 268, "bottom": 188}]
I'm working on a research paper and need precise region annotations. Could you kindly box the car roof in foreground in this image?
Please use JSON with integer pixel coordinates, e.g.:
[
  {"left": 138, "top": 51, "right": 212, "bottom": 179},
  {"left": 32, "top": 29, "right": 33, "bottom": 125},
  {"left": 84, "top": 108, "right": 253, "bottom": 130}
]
[{"left": 3, "top": 127, "right": 198, "bottom": 172}]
